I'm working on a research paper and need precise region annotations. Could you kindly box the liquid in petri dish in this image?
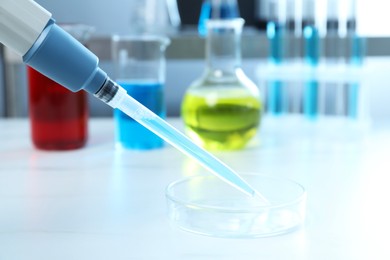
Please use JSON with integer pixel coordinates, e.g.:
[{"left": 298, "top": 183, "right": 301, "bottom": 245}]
[
  {"left": 166, "top": 174, "right": 306, "bottom": 238},
  {"left": 181, "top": 87, "right": 261, "bottom": 150},
  {"left": 114, "top": 81, "right": 165, "bottom": 149},
  {"left": 188, "top": 199, "right": 301, "bottom": 236}
]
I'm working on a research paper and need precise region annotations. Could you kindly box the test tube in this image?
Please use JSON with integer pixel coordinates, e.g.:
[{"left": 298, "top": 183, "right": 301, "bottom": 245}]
[
  {"left": 324, "top": 0, "right": 347, "bottom": 116},
  {"left": 255, "top": 0, "right": 269, "bottom": 30},
  {"left": 267, "top": 0, "right": 286, "bottom": 64},
  {"left": 286, "top": 0, "right": 303, "bottom": 114},
  {"left": 302, "top": 0, "right": 324, "bottom": 119},
  {"left": 286, "top": 0, "right": 302, "bottom": 59},
  {"left": 348, "top": 0, "right": 364, "bottom": 66},
  {"left": 0, "top": 45, "right": 4, "bottom": 117},
  {"left": 346, "top": 0, "right": 365, "bottom": 118},
  {"left": 266, "top": 0, "right": 287, "bottom": 115},
  {"left": 325, "top": 0, "right": 343, "bottom": 60}
]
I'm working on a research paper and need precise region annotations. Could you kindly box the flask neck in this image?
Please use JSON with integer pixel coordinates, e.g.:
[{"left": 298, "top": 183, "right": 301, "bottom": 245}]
[{"left": 205, "top": 19, "right": 243, "bottom": 74}]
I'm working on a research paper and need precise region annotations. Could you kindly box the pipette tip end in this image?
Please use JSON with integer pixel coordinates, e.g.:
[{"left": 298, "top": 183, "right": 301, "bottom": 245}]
[{"left": 253, "top": 190, "right": 271, "bottom": 206}]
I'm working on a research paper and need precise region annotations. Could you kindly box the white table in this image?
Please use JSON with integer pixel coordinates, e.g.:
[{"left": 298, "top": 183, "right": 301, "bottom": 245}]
[{"left": 0, "top": 117, "right": 389, "bottom": 259}]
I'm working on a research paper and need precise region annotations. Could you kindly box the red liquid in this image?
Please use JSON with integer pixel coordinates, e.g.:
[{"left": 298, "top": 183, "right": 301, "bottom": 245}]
[{"left": 28, "top": 67, "right": 88, "bottom": 150}]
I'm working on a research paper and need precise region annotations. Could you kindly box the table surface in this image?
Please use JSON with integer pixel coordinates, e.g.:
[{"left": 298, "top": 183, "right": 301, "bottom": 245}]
[{"left": 0, "top": 117, "right": 389, "bottom": 260}]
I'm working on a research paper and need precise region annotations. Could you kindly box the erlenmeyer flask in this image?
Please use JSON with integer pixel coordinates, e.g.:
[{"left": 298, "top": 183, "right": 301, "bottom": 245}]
[{"left": 182, "top": 18, "right": 263, "bottom": 151}]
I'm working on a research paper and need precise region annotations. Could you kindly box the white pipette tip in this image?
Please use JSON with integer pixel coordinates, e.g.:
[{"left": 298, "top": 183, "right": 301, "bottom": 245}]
[{"left": 228, "top": 173, "right": 270, "bottom": 205}]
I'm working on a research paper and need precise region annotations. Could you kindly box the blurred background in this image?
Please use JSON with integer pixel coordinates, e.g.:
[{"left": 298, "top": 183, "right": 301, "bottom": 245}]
[{"left": 1, "top": 0, "right": 390, "bottom": 123}]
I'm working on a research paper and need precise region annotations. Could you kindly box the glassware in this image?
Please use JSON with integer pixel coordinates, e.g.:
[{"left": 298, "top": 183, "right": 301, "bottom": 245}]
[
  {"left": 346, "top": 0, "right": 365, "bottom": 118},
  {"left": 254, "top": 0, "right": 269, "bottom": 30},
  {"left": 303, "top": 0, "right": 321, "bottom": 119},
  {"left": 129, "top": 0, "right": 180, "bottom": 35},
  {"left": 198, "top": 0, "right": 240, "bottom": 36},
  {"left": 266, "top": 0, "right": 288, "bottom": 115},
  {"left": 28, "top": 24, "right": 94, "bottom": 150},
  {"left": 166, "top": 173, "right": 306, "bottom": 238},
  {"left": 181, "top": 18, "right": 262, "bottom": 151},
  {"left": 112, "top": 36, "right": 170, "bottom": 150}
]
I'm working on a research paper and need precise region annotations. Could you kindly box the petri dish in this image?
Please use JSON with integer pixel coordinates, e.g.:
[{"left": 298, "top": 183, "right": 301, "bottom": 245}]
[{"left": 166, "top": 174, "right": 306, "bottom": 238}]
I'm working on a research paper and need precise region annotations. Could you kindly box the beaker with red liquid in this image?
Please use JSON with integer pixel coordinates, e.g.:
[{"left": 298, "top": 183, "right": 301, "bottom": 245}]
[{"left": 28, "top": 67, "right": 88, "bottom": 150}]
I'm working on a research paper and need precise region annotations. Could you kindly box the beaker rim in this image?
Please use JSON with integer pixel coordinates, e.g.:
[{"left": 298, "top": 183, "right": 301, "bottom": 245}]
[
  {"left": 206, "top": 18, "right": 245, "bottom": 29},
  {"left": 59, "top": 23, "right": 95, "bottom": 43},
  {"left": 112, "top": 35, "right": 171, "bottom": 47}
]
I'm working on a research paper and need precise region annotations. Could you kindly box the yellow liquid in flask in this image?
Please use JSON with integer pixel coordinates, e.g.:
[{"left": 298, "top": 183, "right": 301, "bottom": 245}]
[{"left": 182, "top": 88, "right": 262, "bottom": 150}]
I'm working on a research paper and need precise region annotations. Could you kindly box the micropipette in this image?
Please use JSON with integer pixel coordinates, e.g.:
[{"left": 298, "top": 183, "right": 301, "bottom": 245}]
[{"left": 0, "top": 0, "right": 268, "bottom": 202}]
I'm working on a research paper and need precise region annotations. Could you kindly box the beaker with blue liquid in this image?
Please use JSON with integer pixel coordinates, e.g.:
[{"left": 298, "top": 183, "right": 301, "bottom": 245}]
[{"left": 111, "top": 36, "right": 170, "bottom": 149}]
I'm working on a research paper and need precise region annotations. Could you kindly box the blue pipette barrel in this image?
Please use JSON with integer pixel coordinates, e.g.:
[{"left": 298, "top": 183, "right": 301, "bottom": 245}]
[{"left": 23, "top": 19, "right": 107, "bottom": 95}]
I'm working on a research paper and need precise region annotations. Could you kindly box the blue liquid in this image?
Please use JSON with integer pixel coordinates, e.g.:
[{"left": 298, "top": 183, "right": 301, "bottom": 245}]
[
  {"left": 351, "top": 35, "right": 365, "bottom": 66},
  {"left": 348, "top": 35, "right": 365, "bottom": 118},
  {"left": 198, "top": 0, "right": 240, "bottom": 36},
  {"left": 303, "top": 25, "right": 320, "bottom": 66},
  {"left": 348, "top": 84, "right": 359, "bottom": 118},
  {"left": 303, "top": 25, "right": 320, "bottom": 119},
  {"left": 267, "top": 81, "right": 285, "bottom": 115},
  {"left": 266, "top": 21, "right": 286, "bottom": 115},
  {"left": 267, "top": 22, "right": 285, "bottom": 64},
  {"left": 114, "top": 81, "right": 165, "bottom": 149},
  {"left": 304, "top": 82, "right": 319, "bottom": 119}
]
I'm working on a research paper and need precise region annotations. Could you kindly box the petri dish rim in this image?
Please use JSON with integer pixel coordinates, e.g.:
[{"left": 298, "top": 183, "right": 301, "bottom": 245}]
[{"left": 165, "top": 173, "right": 307, "bottom": 213}]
